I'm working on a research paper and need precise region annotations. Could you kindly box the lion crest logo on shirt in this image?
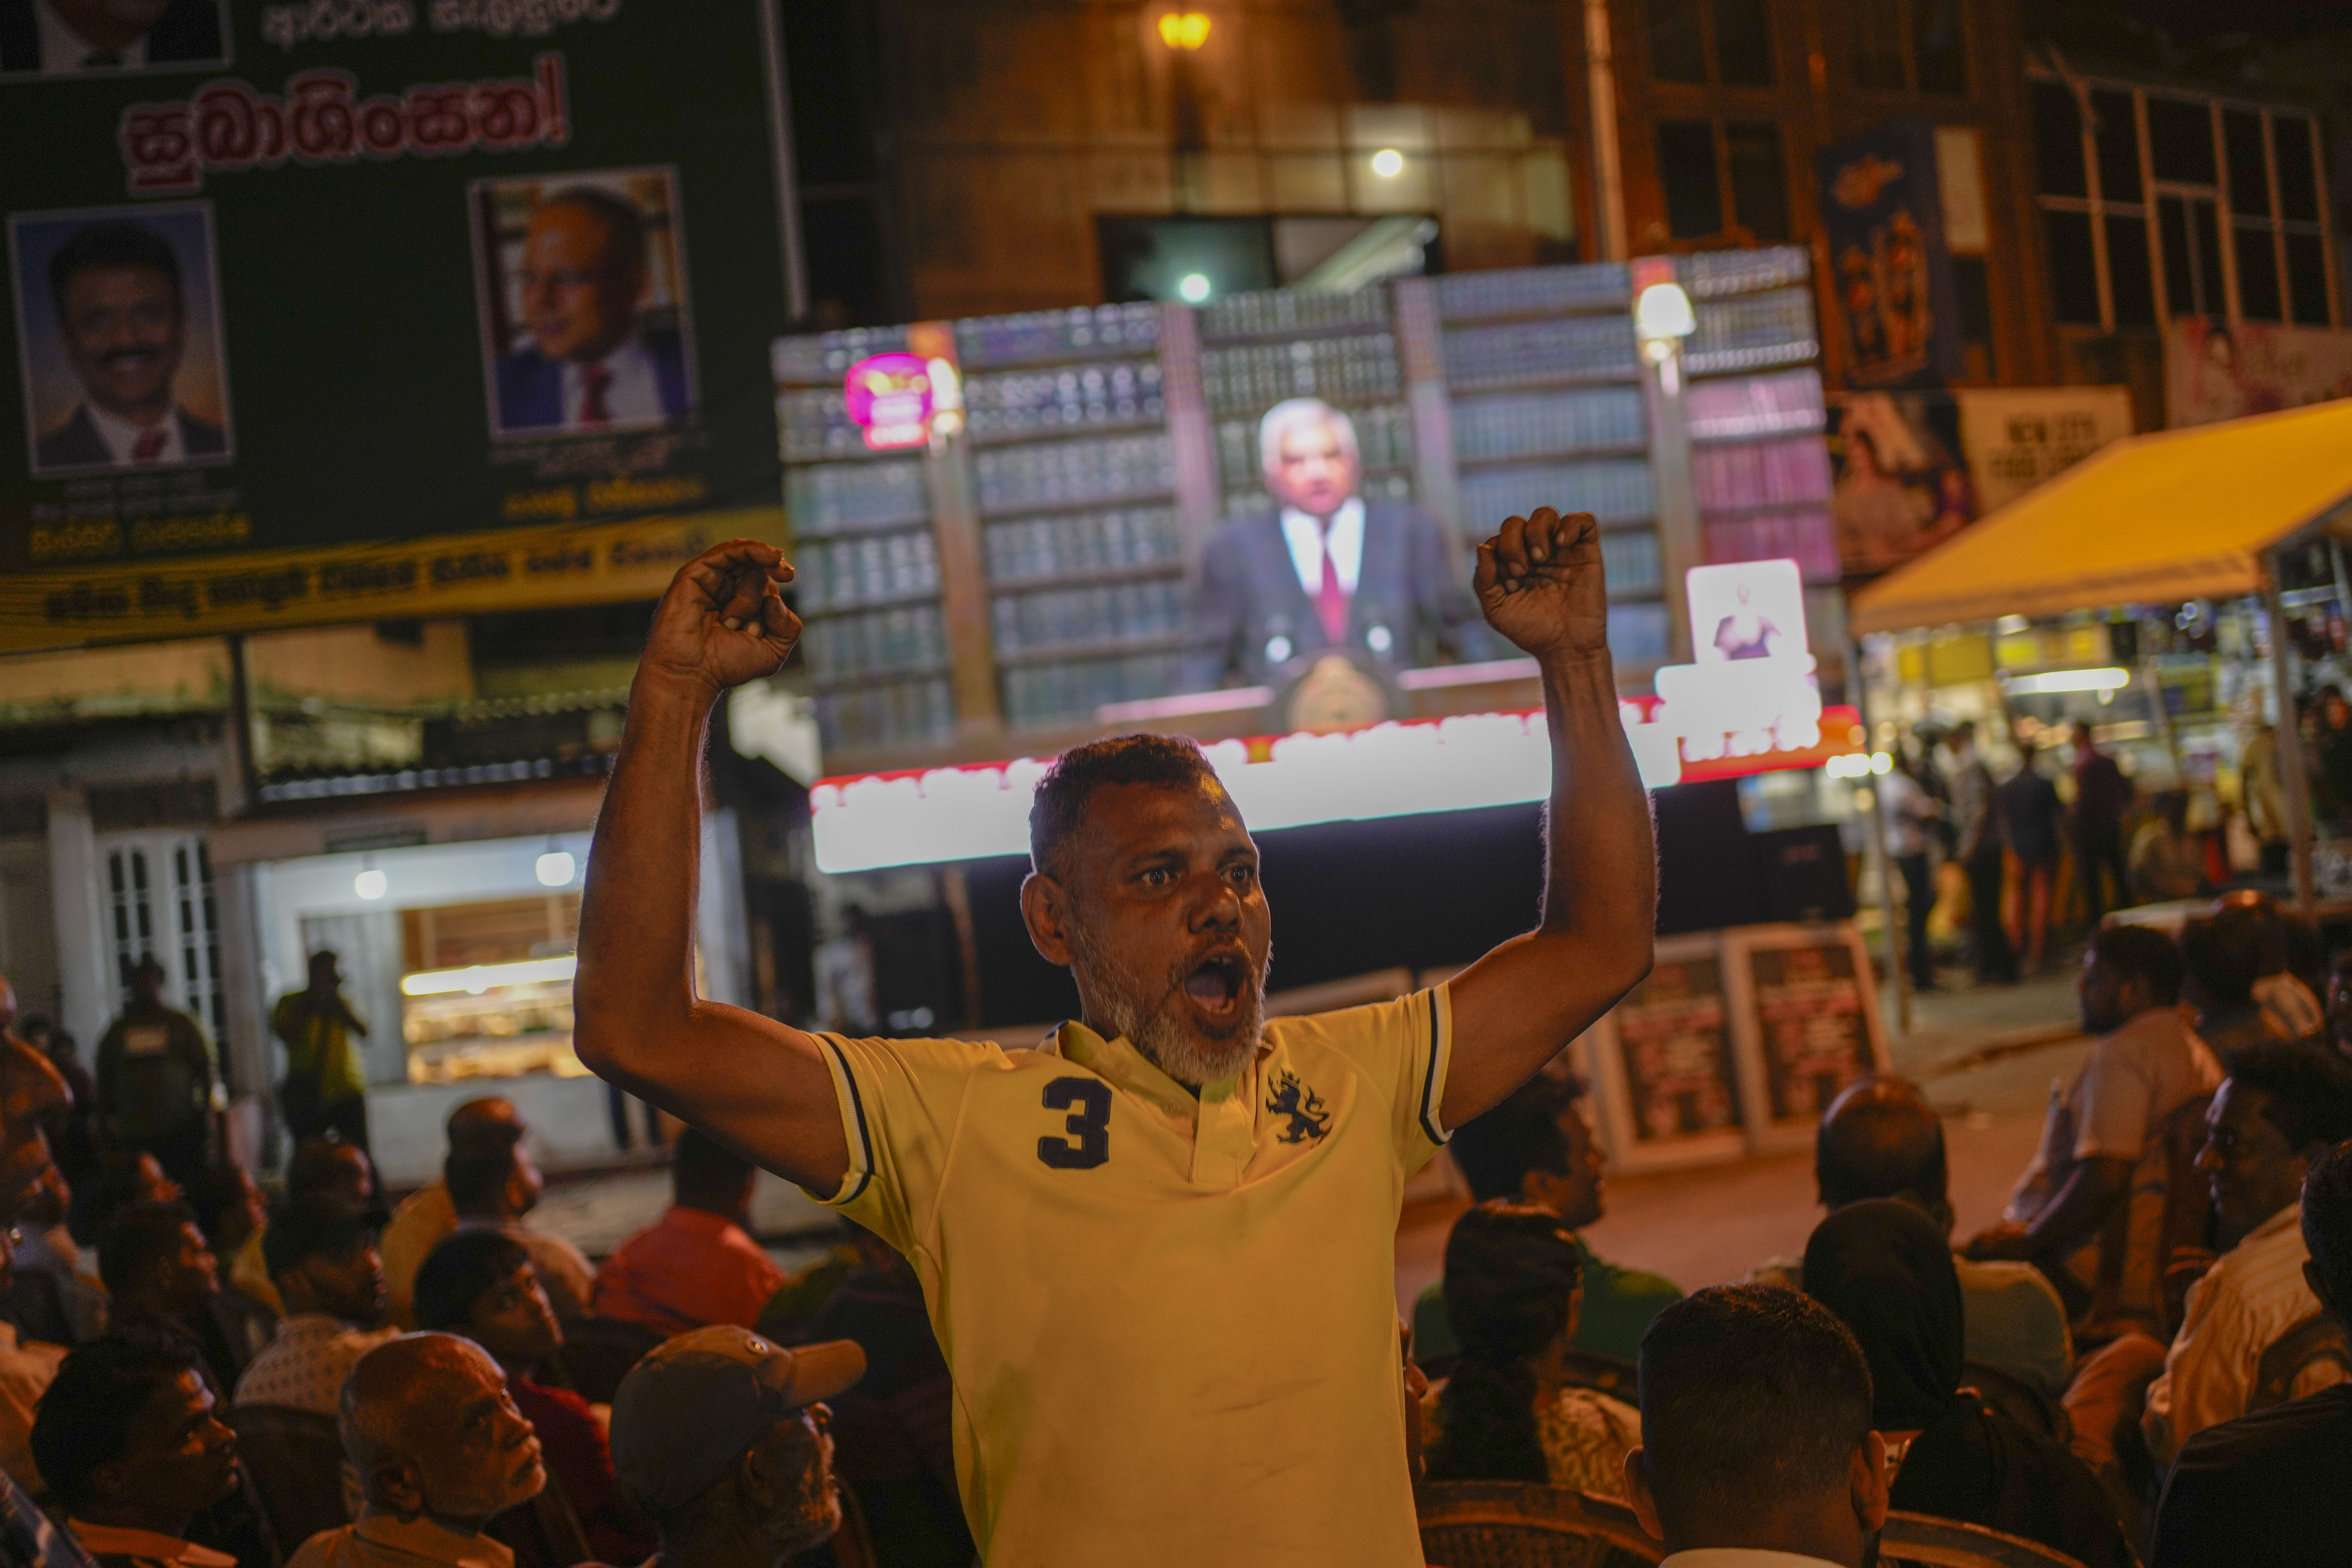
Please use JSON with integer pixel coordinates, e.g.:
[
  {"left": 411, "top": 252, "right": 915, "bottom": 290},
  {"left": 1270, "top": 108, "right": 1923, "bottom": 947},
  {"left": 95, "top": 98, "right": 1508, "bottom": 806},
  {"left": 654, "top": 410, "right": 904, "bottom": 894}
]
[{"left": 1266, "top": 1071, "right": 1332, "bottom": 1144}]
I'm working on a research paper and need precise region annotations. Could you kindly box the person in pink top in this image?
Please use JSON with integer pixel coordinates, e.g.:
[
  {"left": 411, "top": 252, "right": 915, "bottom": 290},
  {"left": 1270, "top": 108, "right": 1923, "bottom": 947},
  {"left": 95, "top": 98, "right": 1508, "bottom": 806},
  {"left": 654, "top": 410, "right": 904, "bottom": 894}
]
[{"left": 593, "top": 1130, "right": 783, "bottom": 1334}]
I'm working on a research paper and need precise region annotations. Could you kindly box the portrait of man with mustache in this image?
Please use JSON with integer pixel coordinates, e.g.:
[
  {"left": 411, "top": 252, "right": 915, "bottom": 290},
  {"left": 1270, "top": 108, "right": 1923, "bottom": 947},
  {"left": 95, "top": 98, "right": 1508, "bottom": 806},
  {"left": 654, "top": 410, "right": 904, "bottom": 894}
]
[{"left": 28, "top": 215, "right": 229, "bottom": 475}]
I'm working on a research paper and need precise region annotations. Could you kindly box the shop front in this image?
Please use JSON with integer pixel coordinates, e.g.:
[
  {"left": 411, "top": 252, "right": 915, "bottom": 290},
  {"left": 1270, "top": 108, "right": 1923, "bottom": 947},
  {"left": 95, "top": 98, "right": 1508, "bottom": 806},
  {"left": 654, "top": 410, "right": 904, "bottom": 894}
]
[{"left": 207, "top": 785, "right": 752, "bottom": 1186}]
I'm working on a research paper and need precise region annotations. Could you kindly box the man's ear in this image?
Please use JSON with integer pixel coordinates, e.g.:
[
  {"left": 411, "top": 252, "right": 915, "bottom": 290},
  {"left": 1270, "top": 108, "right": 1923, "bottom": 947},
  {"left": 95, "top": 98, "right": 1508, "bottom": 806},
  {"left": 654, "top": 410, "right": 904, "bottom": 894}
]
[
  {"left": 1020, "top": 873, "right": 1075, "bottom": 968},
  {"left": 1852, "top": 1431, "right": 1891, "bottom": 1535},
  {"left": 2307, "top": 1258, "right": 2335, "bottom": 1314},
  {"left": 735, "top": 1434, "right": 783, "bottom": 1516},
  {"left": 90, "top": 1455, "right": 132, "bottom": 1514},
  {"left": 372, "top": 1458, "right": 426, "bottom": 1519},
  {"left": 1623, "top": 1446, "right": 1666, "bottom": 1544}
]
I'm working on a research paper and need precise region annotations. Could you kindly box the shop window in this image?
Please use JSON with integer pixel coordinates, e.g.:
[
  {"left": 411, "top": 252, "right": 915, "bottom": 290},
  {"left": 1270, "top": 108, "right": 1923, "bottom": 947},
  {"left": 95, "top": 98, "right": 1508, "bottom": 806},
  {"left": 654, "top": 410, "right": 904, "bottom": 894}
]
[
  {"left": 2223, "top": 110, "right": 2269, "bottom": 219},
  {"left": 2092, "top": 90, "right": 2141, "bottom": 204},
  {"left": 1724, "top": 122, "right": 1789, "bottom": 241},
  {"left": 2032, "top": 83, "right": 2086, "bottom": 198},
  {"left": 2274, "top": 117, "right": 2319, "bottom": 222},
  {"left": 2147, "top": 97, "right": 2217, "bottom": 185},
  {"left": 1713, "top": 0, "right": 1773, "bottom": 86},
  {"left": 2287, "top": 231, "right": 2332, "bottom": 326},
  {"left": 1911, "top": 0, "right": 1966, "bottom": 94},
  {"left": 1658, "top": 120, "right": 1723, "bottom": 238},
  {"left": 1852, "top": 2, "right": 1906, "bottom": 91},
  {"left": 2235, "top": 227, "right": 2283, "bottom": 322},
  {"left": 2042, "top": 210, "right": 2099, "bottom": 325},
  {"left": 1647, "top": 0, "right": 1771, "bottom": 87},
  {"left": 1648, "top": 0, "right": 1707, "bottom": 83}
]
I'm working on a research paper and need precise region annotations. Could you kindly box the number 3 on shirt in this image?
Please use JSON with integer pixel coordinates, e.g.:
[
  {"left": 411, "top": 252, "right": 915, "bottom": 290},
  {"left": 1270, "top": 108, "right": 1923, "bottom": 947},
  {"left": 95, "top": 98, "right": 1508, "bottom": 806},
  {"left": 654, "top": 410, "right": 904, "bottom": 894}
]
[{"left": 1037, "top": 1077, "right": 1111, "bottom": 1169}]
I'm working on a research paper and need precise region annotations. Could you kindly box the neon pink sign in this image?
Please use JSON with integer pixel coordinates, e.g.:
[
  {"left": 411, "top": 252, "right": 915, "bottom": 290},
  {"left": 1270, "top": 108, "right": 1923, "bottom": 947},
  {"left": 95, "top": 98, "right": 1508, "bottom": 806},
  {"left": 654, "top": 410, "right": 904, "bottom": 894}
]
[{"left": 844, "top": 353, "right": 934, "bottom": 450}]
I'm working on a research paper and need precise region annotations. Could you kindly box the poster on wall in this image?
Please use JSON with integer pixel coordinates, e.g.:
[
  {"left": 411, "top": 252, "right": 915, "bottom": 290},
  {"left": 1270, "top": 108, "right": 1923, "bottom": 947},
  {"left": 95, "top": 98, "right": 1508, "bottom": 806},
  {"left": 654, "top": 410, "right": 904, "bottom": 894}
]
[
  {"left": 1814, "top": 117, "right": 1965, "bottom": 390},
  {"left": 2166, "top": 316, "right": 2352, "bottom": 428},
  {"left": 1825, "top": 389, "right": 1972, "bottom": 578},
  {"left": 1953, "top": 387, "right": 2133, "bottom": 515},
  {"left": 1732, "top": 927, "right": 1887, "bottom": 1144},
  {"left": 1594, "top": 936, "right": 1747, "bottom": 1169},
  {"left": 0, "top": 2, "right": 791, "bottom": 653}
]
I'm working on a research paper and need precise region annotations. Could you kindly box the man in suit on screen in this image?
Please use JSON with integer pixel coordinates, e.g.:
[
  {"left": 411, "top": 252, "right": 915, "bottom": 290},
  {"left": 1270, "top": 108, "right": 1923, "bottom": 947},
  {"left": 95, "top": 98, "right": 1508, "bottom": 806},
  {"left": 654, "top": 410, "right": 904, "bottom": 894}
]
[
  {"left": 34, "top": 219, "right": 227, "bottom": 473},
  {"left": 0, "top": 0, "right": 223, "bottom": 74},
  {"left": 493, "top": 187, "right": 692, "bottom": 437},
  {"left": 1179, "top": 397, "right": 1489, "bottom": 691}
]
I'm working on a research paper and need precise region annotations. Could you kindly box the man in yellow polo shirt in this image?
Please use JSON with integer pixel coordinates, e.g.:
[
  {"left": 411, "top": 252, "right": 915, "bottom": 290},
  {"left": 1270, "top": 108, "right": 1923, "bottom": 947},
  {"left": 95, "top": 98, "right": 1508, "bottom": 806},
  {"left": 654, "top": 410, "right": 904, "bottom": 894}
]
[{"left": 576, "top": 509, "right": 1655, "bottom": 1566}]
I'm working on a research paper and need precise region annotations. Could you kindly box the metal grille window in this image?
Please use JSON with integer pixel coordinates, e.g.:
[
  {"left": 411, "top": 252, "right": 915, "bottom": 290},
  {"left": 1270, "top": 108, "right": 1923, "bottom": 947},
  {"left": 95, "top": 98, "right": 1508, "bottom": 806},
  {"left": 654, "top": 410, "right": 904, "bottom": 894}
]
[
  {"left": 103, "top": 835, "right": 225, "bottom": 1046},
  {"left": 2030, "top": 76, "right": 2338, "bottom": 332},
  {"left": 1646, "top": 0, "right": 1775, "bottom": 88},
  {"left": 1851, "top": 0, "right": 1968, "bottom": 95},
  {"left": 1657, "top": 119, "right": 1790, "bottom": 244}
]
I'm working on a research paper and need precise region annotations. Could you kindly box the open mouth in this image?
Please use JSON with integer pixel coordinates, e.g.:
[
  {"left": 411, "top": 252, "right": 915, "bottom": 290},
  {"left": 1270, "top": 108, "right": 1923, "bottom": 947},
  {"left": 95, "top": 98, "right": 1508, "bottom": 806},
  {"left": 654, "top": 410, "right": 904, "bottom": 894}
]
[{"left": 1181, "top": 952, "right": 1250, "bottom": 1019}]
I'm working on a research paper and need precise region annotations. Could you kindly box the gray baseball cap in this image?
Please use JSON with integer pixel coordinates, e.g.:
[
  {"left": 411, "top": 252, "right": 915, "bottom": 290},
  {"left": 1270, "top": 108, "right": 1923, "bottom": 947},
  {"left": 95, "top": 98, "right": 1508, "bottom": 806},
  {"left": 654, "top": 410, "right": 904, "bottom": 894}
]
[{"left": 608, "top": 1327, "right": 866, "bottom": 1513}]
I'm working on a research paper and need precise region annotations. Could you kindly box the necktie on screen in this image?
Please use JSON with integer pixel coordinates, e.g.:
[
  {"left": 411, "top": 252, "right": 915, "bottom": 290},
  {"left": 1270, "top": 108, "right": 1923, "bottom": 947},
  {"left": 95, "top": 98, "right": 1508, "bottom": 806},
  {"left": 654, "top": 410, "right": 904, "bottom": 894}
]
[
  {"left": 82, "top": 51, "right": 122, "bottom": 67},
  {"left": 130, "top": 427, "right": 167, "bottom": 463},
  {"left": 578, "top": 364, "right": 613, "bottom": 426},
  {"left": 1315, "top": 517, "right": 1349, "bottom": 643}
]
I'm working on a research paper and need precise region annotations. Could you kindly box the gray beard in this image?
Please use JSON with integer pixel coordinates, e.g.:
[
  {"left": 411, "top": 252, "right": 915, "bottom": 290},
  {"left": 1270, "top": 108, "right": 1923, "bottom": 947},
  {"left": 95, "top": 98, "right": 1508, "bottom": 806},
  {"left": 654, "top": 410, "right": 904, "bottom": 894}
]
[{"left": 1067, "top": 917, "right": 1269, "bottom": 1086}]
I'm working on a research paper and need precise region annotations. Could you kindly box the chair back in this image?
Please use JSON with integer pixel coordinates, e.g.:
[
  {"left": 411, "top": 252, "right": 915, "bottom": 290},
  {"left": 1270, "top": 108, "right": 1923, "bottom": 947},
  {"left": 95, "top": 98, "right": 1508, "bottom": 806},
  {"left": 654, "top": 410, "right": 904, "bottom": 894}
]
[
  {"left": 1415, "top": 1480, "right": 1662, "bottom": 1567},
  {"left": 223, "top": 1404, "right": 349, "bottom": 1554},
  {"left": 1558, "top": 1349, "right": 1639, "bottom": 1404},
  {"left": 1881, "top": 1510, "right": 2090, "bottom": 1566},
  {"left": 1959, "top": 1360, "right": 2068, "bottom": 1445},
  {"left": 556, "top": 1315, "right": 667, "bottom": 1405},
  {"left": 2250, "top": 1312, "right": 2352, "bottom": 1411}
]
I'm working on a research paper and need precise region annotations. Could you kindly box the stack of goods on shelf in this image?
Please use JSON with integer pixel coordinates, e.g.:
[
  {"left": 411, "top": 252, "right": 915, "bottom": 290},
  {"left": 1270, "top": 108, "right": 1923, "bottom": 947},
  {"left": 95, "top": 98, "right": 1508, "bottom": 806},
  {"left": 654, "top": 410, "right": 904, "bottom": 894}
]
[
  {"left": 1196, "top": 287, "right": 1413, "bottom": 522},
  {"left": 961, "top": 304, "right": 1189, "bottom": 729},
  {"left": 1434, "top": 263, "right": 1668, "bottom": 666},
  {"left": 1675, "top": 249, "right": 1836, "bottom": 588},
  {"left": 774, "top": 326, "right": 957, "bottom": 754}
]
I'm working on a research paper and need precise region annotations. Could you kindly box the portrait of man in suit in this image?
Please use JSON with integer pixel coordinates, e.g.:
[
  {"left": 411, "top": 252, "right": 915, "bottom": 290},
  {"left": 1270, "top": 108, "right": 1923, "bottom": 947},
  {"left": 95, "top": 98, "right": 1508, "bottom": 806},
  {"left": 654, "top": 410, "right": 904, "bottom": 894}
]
[
  {"left": 1179, "top": 396, "right": 1489, "bottom": 691},
  {"left": 0, "top": 0, "right": 226, "bottom": 75},
  {"left": 484, "top": 179, "right": 696, "bottom": 438},
  {"left": 18, "top": 213, "right": 231, "bottom": 474}
]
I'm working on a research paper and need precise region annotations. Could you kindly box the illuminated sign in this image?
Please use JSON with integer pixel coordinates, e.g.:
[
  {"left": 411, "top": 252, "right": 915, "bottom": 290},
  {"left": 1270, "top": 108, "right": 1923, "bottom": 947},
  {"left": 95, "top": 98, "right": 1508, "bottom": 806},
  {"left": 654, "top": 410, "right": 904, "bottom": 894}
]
[
  {"left": 809, "top": 702, "right": 1869, "bottom": 874},
  {"left": 844, "top": 353, "right": 938, "bottom": 450}
]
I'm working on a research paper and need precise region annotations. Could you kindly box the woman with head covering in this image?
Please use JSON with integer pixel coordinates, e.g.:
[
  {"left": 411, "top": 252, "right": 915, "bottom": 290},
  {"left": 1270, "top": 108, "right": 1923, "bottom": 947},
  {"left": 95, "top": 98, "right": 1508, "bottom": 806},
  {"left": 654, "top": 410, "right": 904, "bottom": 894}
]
[
  {"left": 1804, "top": 1200, "right": 2130, "bottom": 1567},
  {"left": 1420, "top": 1199, "right": 1640, "bottom": 1496}
]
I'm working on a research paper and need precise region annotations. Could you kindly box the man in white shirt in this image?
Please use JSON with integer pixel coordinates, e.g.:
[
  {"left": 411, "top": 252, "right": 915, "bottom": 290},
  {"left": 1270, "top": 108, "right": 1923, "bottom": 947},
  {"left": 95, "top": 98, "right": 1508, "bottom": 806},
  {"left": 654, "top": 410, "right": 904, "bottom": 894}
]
[
  {"left": 0, "top": 0, "right": 225, "bottom": 75},
  {"left": 1967, "top": 924, "right": 2221, "bottom": 1330},
  {"left": 492, "top": 188, "right": 691, "bottom": 437},
  {"left": 2141, "top": 1044, "right": 2352, "bottom": 1468},
  {"left": 233, "top": 1196, "right": 396, "bottom": 1418},
  {"left": 32, "top": 221, "right": 227, "bottom": 476},
  {"left": 1179, "top": 397, "right": 1490, "bottom": 690},
  {"left": 1624, "top": 1285, "right": 1888, "bottom": 1568}
]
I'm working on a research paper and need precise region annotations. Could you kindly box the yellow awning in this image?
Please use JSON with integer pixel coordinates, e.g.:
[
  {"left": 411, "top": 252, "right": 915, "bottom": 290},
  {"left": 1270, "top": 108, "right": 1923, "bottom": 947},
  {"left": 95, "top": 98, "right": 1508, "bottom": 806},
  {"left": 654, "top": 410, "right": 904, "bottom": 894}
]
[{"left": 1848, "top": 398, "right": 2352, "bottom": 634}]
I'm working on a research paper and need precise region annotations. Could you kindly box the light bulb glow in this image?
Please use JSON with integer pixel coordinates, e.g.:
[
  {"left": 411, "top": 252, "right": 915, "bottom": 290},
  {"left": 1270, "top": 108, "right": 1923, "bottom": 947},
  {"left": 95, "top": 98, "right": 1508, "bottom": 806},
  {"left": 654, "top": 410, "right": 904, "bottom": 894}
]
[
  {"left": 1369, "top": 148, "right": 1405, "bottom": 178},
  {"left": 1177, "top": 272, "right": 1212, "bottom": 303},
  {"left": 353, "top": 869, "right": 387, "bottom": 901},
  {"left": 1634, "top": 281, "right": 1697, "bottom": 340},
  {"left": 1157, "top": 11, "right": 1210, "bottom": 48},
  {"left": 536, "top": 851, "right": 577, "bottom": 887}
]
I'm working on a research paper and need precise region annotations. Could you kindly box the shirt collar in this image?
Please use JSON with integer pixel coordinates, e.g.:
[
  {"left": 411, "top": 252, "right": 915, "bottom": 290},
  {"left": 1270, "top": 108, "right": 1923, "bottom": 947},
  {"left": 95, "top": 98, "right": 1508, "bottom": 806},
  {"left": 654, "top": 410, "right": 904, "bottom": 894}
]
[
  {"left": 68, "top": 1523, "right": 237, "bottom": 1568},
  {"left": 2245, "top": 1203, "right": 2304, "bottom": 1245},
  {"left": 36, "top": 1, "right": 149, "bottom": 69},
  {"left": 82, "top": 401, "right": 175, "bottom": 465},
  {"left": 352, "top": 1513, "right": 515, "bottom": 1568},
  {"left": 1050, "top": 1019, "right": 1268, "bottom": 1123}
]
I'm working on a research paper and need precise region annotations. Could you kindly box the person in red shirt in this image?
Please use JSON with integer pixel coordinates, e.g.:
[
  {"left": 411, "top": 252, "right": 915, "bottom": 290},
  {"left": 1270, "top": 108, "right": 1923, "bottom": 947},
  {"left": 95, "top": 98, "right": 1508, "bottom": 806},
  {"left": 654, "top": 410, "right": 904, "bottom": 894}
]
[
  {"left": 412, "top": 1231, "right": 653, "bottom": 1568},
  {"left": 592, "top": 1131, "right": 783, "bottom": 1335}
]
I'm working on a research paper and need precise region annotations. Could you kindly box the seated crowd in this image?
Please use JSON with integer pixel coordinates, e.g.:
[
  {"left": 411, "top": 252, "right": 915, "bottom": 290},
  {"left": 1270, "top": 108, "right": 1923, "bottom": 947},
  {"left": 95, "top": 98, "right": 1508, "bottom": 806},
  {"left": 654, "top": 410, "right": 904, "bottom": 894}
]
[{"left": 8, "top": 889, "right": 2352, "bottom": 1568}]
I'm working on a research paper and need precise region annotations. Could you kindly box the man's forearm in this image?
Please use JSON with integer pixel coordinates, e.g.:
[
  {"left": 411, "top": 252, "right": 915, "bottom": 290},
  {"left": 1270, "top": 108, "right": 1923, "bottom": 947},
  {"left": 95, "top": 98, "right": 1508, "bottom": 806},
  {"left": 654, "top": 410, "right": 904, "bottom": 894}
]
[
  {"left": 574, "top": 678, "right": 713, "bottom": 1076},
  {"left": 1537, "top": 649, "right": 1655, "bottom": 951}
]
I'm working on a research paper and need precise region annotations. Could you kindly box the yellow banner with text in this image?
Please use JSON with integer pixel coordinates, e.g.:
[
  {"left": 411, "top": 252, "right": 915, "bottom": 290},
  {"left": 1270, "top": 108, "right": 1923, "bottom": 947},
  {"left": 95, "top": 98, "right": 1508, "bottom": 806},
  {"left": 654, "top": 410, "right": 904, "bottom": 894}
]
[{"left": 0, "top": 508, "right": 785, "bottom": 655}]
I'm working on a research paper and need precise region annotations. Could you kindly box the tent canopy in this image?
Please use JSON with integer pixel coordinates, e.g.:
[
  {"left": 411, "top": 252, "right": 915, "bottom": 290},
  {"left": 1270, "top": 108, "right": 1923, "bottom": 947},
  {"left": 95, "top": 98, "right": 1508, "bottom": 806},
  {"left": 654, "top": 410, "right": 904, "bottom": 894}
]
[{"left": 1848, "top": 398, "right": 2352, "bottom": 635}]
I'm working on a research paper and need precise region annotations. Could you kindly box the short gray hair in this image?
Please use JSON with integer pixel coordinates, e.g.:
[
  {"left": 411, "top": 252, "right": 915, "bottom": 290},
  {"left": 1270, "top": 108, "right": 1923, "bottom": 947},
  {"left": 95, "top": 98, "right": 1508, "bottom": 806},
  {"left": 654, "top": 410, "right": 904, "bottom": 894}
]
[{"left": 1257, "top": 397, "right": 1358, "bottom": 480}]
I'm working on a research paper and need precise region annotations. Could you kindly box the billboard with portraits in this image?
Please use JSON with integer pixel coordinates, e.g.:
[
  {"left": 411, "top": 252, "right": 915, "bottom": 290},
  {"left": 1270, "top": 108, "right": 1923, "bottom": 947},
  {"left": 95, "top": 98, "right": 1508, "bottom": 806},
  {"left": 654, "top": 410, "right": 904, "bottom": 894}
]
[{"left": 0, "top": 1, "right": 789, "bottom": 652}]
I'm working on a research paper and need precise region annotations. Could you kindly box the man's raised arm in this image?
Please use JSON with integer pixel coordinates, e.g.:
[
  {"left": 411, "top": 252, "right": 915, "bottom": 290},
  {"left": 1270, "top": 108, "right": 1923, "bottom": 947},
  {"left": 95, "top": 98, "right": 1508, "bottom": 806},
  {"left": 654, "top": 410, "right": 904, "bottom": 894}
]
[
  {"left": 1442, "top": 507, "right": 1656, "bottom": 1128},
  {"left": 573, "top": 539, "right": 848, "bottom": 1193}
]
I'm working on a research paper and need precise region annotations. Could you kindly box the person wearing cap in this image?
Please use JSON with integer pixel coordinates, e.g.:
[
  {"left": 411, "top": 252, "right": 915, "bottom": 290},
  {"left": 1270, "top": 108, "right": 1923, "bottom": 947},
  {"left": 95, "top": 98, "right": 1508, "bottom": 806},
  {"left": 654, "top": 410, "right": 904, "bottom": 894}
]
[
  {"left": 413, "top": 1232, "right": 652, "bottom": 1568},
  {"left": 608, "top": 1326, "right": 863, "bottom": 1568},
  {"left": 288, "top": 1334, "right": 546, "bottom": 1568},
  {"left": 231, "top": 1194, "right": 394, "bottom": 1419}
]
